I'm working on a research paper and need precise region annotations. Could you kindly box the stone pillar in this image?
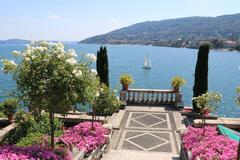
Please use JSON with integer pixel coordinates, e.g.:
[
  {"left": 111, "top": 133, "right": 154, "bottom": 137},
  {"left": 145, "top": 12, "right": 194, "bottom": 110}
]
[{"left": 175, "top": 92, "right": 184, "bottom": 109}]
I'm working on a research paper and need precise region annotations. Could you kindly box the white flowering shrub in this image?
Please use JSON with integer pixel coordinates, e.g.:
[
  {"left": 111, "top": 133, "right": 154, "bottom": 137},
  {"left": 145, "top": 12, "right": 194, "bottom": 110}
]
[
  {"left": 93, "top": 84, "right": 121, "bottom": 116},
  {"left": 86, "top": 53, "right": 97, "bottom": 62},
  {"left": 1, "top": 41, "right": 99, "bottom": 147}
]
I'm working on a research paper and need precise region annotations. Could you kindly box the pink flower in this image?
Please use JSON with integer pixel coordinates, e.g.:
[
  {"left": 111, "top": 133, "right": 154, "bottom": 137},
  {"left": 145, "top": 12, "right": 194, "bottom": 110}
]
[
  {"left": 60, "top": 122, "right": 109, "bottom": 153},
  {"left": 182, "top": 126, "right": 238, "bottom": 160}
]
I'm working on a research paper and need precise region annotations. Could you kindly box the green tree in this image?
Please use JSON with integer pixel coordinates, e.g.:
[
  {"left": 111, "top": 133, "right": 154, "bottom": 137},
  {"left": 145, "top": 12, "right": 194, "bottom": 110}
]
[
  {"left": 193, "top": 91, "right": 221, "bottom": 135},
  {"left": 93, "top": 84, "right": 121, "bottom": 116},
  {"left": 193, "top": 43, "right": 210, "bottom": 112},
  {"left": 2, "top": 41, "right": 99, "bottom": 148},
  {"left": 0, "top": 98, "right": 19, "bottom": 122},
  {"left": 96, "top": 46, "right": 109, "bottom": 86}
]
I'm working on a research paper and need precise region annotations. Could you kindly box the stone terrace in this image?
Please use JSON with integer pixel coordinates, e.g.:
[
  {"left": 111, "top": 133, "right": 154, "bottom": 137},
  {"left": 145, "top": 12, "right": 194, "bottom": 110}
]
[{"left": 102, "top": 105, "right": 184, "bottom": 160}]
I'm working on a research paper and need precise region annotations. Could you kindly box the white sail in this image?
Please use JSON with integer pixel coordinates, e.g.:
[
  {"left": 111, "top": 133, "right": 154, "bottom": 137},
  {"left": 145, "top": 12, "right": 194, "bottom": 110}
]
[{"left": 143, "top": 55, "right": 151, "bottom": 69}]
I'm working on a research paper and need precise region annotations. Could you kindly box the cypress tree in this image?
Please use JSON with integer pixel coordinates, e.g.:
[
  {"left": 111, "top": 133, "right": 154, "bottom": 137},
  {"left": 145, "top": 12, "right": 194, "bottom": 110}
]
[
  {"left": 96, "top": 46, "right": 109, "bottom": 86},
  {"left": 193, "top": 43, "right": 210, "bottom": 112}
]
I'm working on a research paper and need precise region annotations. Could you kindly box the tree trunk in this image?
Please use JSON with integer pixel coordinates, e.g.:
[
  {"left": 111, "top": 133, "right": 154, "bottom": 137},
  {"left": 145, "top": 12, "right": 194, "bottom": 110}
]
[
  {"left": 91, "top": 110, "right": 95, "bottom": 130},
  {"left": 49, "top": 111, "right": 55, "bottom": 149}
]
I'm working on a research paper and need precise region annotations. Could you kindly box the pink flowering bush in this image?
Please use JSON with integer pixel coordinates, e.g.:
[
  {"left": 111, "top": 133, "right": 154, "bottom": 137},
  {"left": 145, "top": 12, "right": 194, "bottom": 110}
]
[
  {"left": 182, "top": 126, "right": 238, "bottom": 160},
  {"left": 0, "top": 145, "right": 71, "bottom": 160},
  {"left": 60, "top": 122, "right": 109, "bottom": 153}
]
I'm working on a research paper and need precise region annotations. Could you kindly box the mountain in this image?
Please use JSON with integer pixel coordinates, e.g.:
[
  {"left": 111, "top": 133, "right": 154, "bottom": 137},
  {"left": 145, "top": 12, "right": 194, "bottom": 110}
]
[
  {"left": 80, "top": 13, "right": 240, "bottom": 48},
  {"left": 0, "top": 39, "right": 31, "bottom": 44}
]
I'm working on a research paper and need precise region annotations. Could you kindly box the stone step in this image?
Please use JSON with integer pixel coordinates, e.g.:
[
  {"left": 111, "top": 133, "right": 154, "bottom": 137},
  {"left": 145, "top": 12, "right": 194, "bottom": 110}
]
[
  {"left": 107, "top": 110, "right": 125, "bottom": 129},
  {"left": 102, "top": 150, "right": 179, "bottom": 160},
  {"left": 0, "top": 123, "right": 17, "bottom": 141},
  {"left": 107, "top": 113, "right": 118, "bottom": 124}
]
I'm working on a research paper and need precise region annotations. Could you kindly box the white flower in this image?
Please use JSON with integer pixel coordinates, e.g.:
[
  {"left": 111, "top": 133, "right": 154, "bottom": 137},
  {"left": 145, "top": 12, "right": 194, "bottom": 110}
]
[
  {"left": 42, "top": 58, "right": 49, "bottom": 62},
  {"left": 86, "top": 53, "right": 96, "bottom": 62},
  {"left": 25, "top": 57, "right": 30, "bottom": 61},
  {"left": 12, "top": 50, "right": 21, "bottom": 57},
  {"left": 91, "top": 69, "right": 97, "bottom": 75},
  {"left": 67, "top": 49, "right": 77, "bottom": 58},
  {"left": 72, "top": 69, "right": 77, "bottom": 74},
  {"left": 72, "top": 69, "right": 82, "bottom": 77},
  {"left": 66, "top": 58, "right": 77, "bottom": 65},
  {"left": 22, "top": 51, "right": 31, "bottom": 57},
  {"left": 57, "top": 42, "right": 64, "bottom": 49},
  {"left": 9, "top": 60, "right": 17, "bottom": 66},
  {"left": 100, "top": 88, "right": 104, "bottom": 92},
  {"left": 1, "top": 59, "right": 17, "bottom": 72},
  {"left": 96, "top": 92, "right": 100, "bottom": 97},
  {"left": 39, "top": 41, "right": 48, "bottom": 47},
  {"left": 35, "top": 47, "right": 45, "bottom": 52},
  {"left": 57, "top": 53, "right": 65, "bottom": 59}
]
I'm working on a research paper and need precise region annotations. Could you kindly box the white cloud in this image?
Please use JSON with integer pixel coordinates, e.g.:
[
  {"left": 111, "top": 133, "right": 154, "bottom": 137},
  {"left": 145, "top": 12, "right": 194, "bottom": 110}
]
[{"left": 48, "top": 14, "right": 62, "bottom": 20}]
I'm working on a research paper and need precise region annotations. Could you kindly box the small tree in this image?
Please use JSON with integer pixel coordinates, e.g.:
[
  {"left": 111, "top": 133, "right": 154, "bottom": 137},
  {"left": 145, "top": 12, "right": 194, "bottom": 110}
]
[
  {"left": 96, "top": 46, "right": 109, "bottom": 86},
  {"left": 193, "top": 91, "right": 222, "bottom": 135},
  {"left": 193, "top": 43, "right": 210, "bottom": 112},
  {"left": 93, "top": 84, "right": 121, "bottom": 117},
  {"left": 0, "top": 98, "right": 19, "bottom": 122},
  {"left": 235, "top": 86, "right": 240, "bottom": 106},
  {"left": 2, "top": 41, "right": 99, "bottom": 148}
]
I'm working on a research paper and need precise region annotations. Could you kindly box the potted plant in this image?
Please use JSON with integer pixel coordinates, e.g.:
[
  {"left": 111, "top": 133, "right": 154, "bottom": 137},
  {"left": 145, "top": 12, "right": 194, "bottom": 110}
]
[
  {"left": 0, "top": 98, "right": 19, "bottom": 122},
  {"left": 120, "top": 74, "right": 133, "bottom": 91},
  {"left": 171, "top": 76, "right": 186, "bottom": 92}
]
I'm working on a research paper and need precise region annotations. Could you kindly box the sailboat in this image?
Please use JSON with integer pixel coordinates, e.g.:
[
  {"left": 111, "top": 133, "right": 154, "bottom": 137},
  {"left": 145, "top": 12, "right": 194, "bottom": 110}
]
[{"left": 142, "top": 54, "right": 151, "bottom": 69}]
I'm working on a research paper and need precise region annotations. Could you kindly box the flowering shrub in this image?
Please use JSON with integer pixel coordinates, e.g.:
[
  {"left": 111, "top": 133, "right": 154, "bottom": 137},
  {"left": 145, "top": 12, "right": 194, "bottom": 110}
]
[
  {"left": 0, "top": 145, "right": 71, "bottom": 160},
  {"left": 93, "top": 84, "right": 121, "bottom": 116},
  {"left": 182, "top": 126, "right": 238, "bottom": 160},
  {"left": 1, "top": 41, "right": 100, "bottom": 147},
  {"left": 60, "top": 122, "right": 109, "bottom": 153},
  {"left": 192, "top": 92, "right": 222, "bottom": 131}
]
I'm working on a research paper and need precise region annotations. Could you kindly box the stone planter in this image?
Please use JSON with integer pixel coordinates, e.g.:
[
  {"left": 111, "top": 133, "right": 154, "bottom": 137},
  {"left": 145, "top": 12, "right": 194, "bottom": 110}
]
[
  {"left": 71, "top": 124, "right": 113, "bottom": 160},
  {"left": 122, "top": 84, "right": 129, "bottom": 91}
]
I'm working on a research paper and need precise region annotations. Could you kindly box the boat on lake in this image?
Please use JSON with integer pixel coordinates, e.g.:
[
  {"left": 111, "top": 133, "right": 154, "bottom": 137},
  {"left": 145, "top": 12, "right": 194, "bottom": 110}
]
[{"left": 142, "top": 54, "right": 151, "bottom": 69}]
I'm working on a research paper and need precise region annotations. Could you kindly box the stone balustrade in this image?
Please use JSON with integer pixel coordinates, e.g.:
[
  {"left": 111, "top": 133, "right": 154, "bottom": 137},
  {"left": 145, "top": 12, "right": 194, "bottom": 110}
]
[{"left": 119, "top": 88, "right": 183, "bottom": 108}]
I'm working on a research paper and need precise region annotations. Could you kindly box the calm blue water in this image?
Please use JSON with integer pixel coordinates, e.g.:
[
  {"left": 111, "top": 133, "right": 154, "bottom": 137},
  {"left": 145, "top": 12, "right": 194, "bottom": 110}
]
[{"left": 0, "top": 43, "right": 240, "bottom": 117}]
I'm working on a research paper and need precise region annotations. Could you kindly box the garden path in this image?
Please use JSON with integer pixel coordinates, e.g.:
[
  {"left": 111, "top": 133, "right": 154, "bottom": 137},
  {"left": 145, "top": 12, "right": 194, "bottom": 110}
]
[{"left": 102, "top": 106, "right": 183, "bottom": 160}]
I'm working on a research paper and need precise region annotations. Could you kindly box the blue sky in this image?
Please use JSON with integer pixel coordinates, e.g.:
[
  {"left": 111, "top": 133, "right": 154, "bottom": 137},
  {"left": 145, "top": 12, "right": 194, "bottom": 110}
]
[{"left": 0, "top": 0, "right": 239, "bottom": 41}]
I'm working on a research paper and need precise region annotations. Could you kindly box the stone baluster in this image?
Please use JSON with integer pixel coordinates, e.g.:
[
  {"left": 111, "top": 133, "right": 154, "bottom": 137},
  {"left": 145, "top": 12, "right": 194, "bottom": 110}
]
[
  {"left": 151, "top": 91, "right": 154, "bottom": 103},
  {"left": 170, "top": 92, "right": 174, "bottom": 103},
  {"left": 132, "top": 91, "right": 136, "bottom": 103},
  {"left": 160, "top": 92, "right": 164, "bottom": 103}
]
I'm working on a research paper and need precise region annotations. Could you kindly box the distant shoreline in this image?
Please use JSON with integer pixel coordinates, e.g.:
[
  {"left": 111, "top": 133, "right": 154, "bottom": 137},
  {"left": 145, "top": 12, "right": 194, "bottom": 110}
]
[{"left": 78, "top": 42, "right": 240, "bottom": 53}]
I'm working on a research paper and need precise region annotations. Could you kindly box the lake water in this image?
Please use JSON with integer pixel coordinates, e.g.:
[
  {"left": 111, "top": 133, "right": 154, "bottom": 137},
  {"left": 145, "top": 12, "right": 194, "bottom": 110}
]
[{"left": 0, "top": 43, "right": 240, "bottom": 117}]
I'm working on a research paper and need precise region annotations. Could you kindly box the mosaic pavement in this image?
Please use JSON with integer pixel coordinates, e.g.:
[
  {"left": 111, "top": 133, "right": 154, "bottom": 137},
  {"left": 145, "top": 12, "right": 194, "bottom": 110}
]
[{"left": 116, "top": 111, "right": 177, "bottom": 154}]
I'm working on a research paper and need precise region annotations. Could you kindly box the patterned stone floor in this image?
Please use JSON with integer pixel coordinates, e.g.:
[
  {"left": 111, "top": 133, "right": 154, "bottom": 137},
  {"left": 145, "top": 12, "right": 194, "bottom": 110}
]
[{"left": 115, "top": 111, "right": 178, "bottom": 154}]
